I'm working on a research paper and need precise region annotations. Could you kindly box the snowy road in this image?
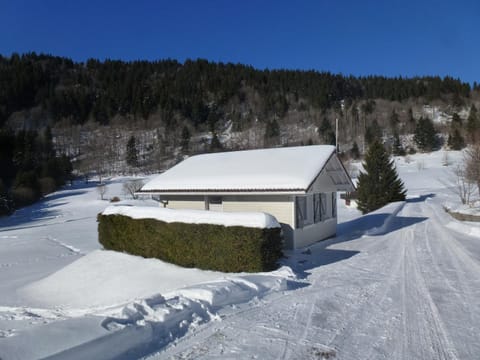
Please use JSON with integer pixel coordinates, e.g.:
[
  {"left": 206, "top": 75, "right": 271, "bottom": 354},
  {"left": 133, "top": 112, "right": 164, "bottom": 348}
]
[{"left": 153, "top": 198, "right": 480, "bottom": 360}]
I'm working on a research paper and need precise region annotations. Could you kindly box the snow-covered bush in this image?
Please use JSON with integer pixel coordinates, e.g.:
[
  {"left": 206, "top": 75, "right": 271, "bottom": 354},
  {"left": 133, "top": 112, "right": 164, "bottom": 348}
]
[{"left": 98, "top": 209, "right": 283, "bottom": 272}]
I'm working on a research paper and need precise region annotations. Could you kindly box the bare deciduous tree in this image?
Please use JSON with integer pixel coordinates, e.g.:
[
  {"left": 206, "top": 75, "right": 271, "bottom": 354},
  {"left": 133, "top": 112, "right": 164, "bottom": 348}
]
[
  {"left": 454, "top": 164, "right": 476, "bottom": 205},
  {"left": 442, "top": 151, "right": 450, "bottom": 166},
  {"left": 122, "top": 179, "right": 145, "bottom": 199},
  {"left": 97, "top": 183, "right": 108, "bottom": 200},
  {"left": 465, "top": 145, "right": 480, "bottom": 195}
]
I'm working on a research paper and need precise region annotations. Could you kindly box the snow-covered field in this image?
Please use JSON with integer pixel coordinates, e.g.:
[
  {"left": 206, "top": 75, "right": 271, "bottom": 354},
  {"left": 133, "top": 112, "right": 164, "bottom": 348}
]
[{"left": 1, "top": 151, "right": 480, "bottom": 359}]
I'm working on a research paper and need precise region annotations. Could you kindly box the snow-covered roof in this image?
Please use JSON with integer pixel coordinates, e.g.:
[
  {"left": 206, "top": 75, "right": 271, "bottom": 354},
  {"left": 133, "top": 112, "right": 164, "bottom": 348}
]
[
  {"left": 102, "top": 205, "right": 280, "bottom": 229},
  {"left": 141, "top": 145, "right": 352, "bottom": 193}
]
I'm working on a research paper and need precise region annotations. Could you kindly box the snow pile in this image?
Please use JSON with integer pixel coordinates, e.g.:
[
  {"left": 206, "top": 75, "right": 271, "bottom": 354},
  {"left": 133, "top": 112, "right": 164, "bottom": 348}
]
[
  {"left": 173, "top": 266, "right": 294, "bottom": 307},
  {"left": 20, "top": 250, "right": 294, "bottom": 310},
  {"left": 102, "top": 205, "right": 280, "bottom": 229},
  {"left": 16, "top": 250, "right": 295, "bottom": 359},
  {"left": 446, "top": 221, "right": 480, "bottom": 238},
  {"left": 141, "top": 145, "right": 336, "bottom": 191},
  {"left": 444, "top": 201, "right": 480, "bottom": 217},
  {"left": 20, "top": 250, "right": 226, "bottom": 309}
]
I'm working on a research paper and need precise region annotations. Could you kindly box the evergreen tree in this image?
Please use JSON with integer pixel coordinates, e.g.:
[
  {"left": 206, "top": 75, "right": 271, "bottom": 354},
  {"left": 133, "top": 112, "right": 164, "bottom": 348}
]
[
  {"left": 209, "top": 133, "right": 223, "bottom": 152},
  {"left": 356, "top": 140, "right": 406, "bottom": 214},
  {"left": 264, "top": 118, "right": 280, "bottom": 146},
  {"left": 350, "top": 141, "right": 360, "bottom": 160},
  {"left": 181, "top": 125, "right": 191, "bottom": 151},
  {"left": 126, "top": 135, "right": 138, "bottom": 167},
  {"left": 392, "top": 132, "right": 405, "bottom": 156},
  {"left": 389, "top": 109, "right": 399, "bottom": 131},
  {"left": 318, "top": 118, "right": 335, "bottom": 145},
  {"left": 365, "top": 119, "right": 382, "bottom": 145},
  {"left": 414, "top": 117, "right": 437, "bottom": 152},
  {"left": 447, "top": 129, "right": 465, "bottom": 150},
  {"left": 406, "top": 107, "right": 416, "bottom": 133},
  {"left": 0, "top": 179, "right": 12, "bottom": 216},
  {"left": 466, "top": 105, "right": 478, "bottom": 142},
  {"left": 451, "top": 112, "right": 462, "bottom": 126},
  {"left": 42, "top": 126, "right": 55, "bottom": 160},
  {"left": 265, "top": 118, "right": 280, "bottom": 139}
]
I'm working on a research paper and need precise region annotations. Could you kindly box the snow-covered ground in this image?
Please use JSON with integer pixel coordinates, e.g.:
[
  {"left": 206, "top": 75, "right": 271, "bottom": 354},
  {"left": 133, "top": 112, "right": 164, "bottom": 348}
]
[{"left": 1, "top": 150, "right": 480, "bottom": 359}]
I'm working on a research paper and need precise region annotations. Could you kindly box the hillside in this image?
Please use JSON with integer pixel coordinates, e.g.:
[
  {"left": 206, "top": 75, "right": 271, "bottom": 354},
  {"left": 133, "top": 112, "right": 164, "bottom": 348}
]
[{"left": 1, "top": 53, "right": 480, "bottom": 178}]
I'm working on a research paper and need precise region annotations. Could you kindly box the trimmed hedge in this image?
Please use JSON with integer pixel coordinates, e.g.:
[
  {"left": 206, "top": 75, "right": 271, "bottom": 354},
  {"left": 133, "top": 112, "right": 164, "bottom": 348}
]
[{"left": 97, "top": 214, "right": 283, "bottom": 272}]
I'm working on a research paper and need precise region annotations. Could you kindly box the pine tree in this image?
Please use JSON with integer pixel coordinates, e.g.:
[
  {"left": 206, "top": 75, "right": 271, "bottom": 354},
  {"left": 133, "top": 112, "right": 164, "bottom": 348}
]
[
  {"left": 318, "top": 118, "right": 335, "bottom": 145},
  {"left": 447, "top": 129, "right": 465, "bottom": 150},
  {"left": 210, "top": 133, "right": 223, "bottom": 152},
  {"left": 414, "top": 117, "right": 437, "bottom": 152},
  {"left": 406, "top": 107, "right": 416, "bottom": 133},
  {"left": 451, "top": 112, "right": 462, "bottom": 126},
  {"left": 389, "top": 109, "right": 399, "bottom": 131},
  {"left": 392, "top": 132, "right": 405, "bottom": 156},
  {"left": 466, "top": 105, "right": 478, "bottom": 143},
  {"left": 365, "top": 119, "right": 382, "bottom": 145},
  {"left": 350, "top": 141, "right": 360, "bottom": 159},
  {"left": 356, "top": 140, "right": 406, "bottom": 214},
  {"left": 126, "top": 135, "right": 138, "bottom": 167},
  {"left": 264, "top": 118, "right": 280, "bottom": 146},
  {"left": 181, "top": 125, "right": 191, "bottom": 151}
]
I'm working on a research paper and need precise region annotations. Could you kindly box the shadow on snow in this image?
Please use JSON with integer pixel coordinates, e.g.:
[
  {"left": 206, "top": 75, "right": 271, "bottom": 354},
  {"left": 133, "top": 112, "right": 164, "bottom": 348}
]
[
  {"left": 0, "top": 181, "right": 97, "bottom": 231},
  {"left": 286, "top": 202, "right": 428, "bottom": 279}
]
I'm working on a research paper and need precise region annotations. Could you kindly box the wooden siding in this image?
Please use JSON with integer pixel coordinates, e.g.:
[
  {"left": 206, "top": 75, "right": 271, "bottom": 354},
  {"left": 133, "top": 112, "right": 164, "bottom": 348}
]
[
  {"left": 163, "top": 195, "right": 206, "bottom": 210},
  {"left": 222, "top": 195, "right": 294, "bottom": 228}
]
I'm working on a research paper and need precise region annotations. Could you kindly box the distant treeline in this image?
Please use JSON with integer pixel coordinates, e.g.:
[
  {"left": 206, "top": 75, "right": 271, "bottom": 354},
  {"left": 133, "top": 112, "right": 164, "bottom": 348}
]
[
  {"left": 0, "top": 127, "right": 72, "bottom": 215},
  {"left": 0, "top": 52, "right": 474, "bottom": 129}
]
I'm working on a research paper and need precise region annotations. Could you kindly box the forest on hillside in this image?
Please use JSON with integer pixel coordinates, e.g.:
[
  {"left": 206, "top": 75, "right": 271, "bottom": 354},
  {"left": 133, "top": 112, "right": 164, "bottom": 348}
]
[
  {"left": 1, "top": 53, "right": 480, "bottom": 214},
  {"left": 0, "top": 52, "right": 475, "bottom": 130}
]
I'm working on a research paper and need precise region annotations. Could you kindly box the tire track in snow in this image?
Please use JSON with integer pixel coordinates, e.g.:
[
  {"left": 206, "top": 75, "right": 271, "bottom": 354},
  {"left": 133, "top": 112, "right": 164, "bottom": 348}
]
[
  {"left": 420, "top": 202, "right": 480, "bottom": 358},
  {"left": 404, "top": 219, "right": 459, "bottom": 360},
  {"left": 45, "top": 235, "right": 84, "bottom": 255},
  {"left": 0, "top": 236, "right": 81, "bottom": 269},
  {"left": 325, "top": 225, "right": 406, "bottom": 359}
]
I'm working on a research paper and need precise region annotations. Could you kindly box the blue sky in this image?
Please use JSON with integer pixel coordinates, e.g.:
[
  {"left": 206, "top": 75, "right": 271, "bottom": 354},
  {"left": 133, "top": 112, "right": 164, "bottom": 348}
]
[{"left": 0, "top": 0, "right": 478, "bottom": 83}]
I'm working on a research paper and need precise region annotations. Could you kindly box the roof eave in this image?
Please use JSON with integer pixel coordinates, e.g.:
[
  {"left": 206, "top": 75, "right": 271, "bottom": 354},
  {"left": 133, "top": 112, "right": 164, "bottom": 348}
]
[{"left": 137, "top": 189, "right": 307, "bottom": 196}]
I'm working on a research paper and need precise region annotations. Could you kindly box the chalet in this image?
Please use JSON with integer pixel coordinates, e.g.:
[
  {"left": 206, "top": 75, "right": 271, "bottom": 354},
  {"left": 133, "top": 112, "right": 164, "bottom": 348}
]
[{"left": 139, "top": 145, "right": 355, "bottom": 249}]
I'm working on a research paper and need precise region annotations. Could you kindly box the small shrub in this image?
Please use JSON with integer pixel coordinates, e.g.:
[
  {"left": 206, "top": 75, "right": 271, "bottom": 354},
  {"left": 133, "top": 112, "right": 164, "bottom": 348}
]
[
  {"left": 110, "top": 196, "right": 121, "bottom": 203},
  {"left": 11, "top": 187, "right": 37, "bottom": 207},
  {"left": 98, "top": 214, "right": 283, "bottom": 272},
  {"left": 39, "top": 177, "right": 57, "bottom": 196}
]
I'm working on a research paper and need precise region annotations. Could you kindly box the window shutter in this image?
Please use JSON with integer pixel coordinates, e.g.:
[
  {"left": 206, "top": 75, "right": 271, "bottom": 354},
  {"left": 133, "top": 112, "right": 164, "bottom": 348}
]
[
  {"left": 332, "top": 192, "right": 337, "bottom": 217},
  {"left": 295, "top": 197, "right": 305, "bottom": 229},
  {"left": 321, "top": 193, "right": 327, "bottom": 220},
  {"left": 314, "top": 194, "right": 321, "bottom": 223}
]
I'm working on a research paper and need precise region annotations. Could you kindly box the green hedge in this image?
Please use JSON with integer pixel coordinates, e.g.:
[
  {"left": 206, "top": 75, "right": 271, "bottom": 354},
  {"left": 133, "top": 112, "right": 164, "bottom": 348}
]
[{"left": 97, "top": 214, "right": 283, "bottom": 272}]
